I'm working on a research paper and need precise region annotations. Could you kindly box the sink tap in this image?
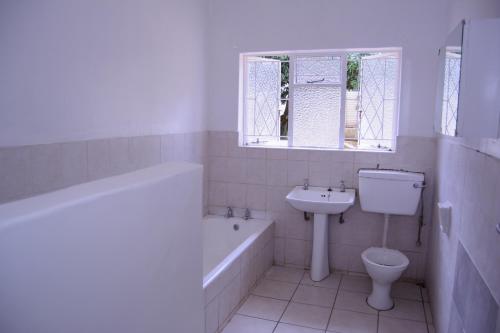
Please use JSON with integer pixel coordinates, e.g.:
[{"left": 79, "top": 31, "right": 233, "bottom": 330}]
[
  {"left": 303, "top": 178, "right": 309, "bottom": 190},
  {"left": 340, "top": 181, "right": 346, "bottom": 192},
  {"left": 225, "top": 207, "right": 233, "bottom": 218},
  {"left": 244, "top": 208, "right": 251, "bottom": 220}
]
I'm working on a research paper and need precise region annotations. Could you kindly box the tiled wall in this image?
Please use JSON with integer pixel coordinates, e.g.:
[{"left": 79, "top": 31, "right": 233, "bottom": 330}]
[
  {"left": 0, "top": 132, "right": 209, "bottom": 209},
  {"left": 427, "top": 136, "right": 500, "bottom": 333},
  {"left": 204, "top": 223, "right": 274, "bottom": 333},
  {"left": 207, "top": 131, "right": 436, "bottom": 281}
]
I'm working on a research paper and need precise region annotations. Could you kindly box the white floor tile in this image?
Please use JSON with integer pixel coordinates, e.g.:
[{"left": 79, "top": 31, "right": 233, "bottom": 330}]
[
  {"left": 301, "top": 272, "right": 341, "bottom": 289},
  {"left": 237, "top": 295, "right": 288, "bottom": 321},
  {"left": 327, "top": 309, "right": 377, "bottom": 333},
  {"left": 252, "top": 279, "right": 297, "bottom": 300},
  {"left": 334, "top": 291, "right": 377, "bottom": 314},
  {"left": 391, "top": 282, "right": 422, "bottom": 301},
  {"left": 274, "top": 322, "right": 324, "bottom": 333},
  {"left": 281, "top": 302, "right": 332, "bottom": 330},
  {"left": 292, "top": 285, "right": 336, "bottom": 307},
  {"left": 380, "top": 298, "right": 425, "bottom": 322},
  {"left": 340, "top": 275, "right": 372, "bottom": 294},
  {"left": 265, "top": 266, "right": 305, "bottom": 284},
  {"left": 221, "top": 315, "right": 276, "bottom": 333},
  {"left": 378, "top": 317, "right": 428, "bottom": 333}
]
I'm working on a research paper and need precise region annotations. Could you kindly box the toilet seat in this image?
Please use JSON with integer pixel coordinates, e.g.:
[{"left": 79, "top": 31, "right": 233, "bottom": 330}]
[{"left": 362, "top": 247, "right": 409, "bottom": 269}]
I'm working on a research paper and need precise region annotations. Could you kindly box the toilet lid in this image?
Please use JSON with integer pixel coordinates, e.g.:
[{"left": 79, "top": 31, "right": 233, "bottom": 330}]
[{"left": 362, "top": 247, "right": 409, "bottom": 268}]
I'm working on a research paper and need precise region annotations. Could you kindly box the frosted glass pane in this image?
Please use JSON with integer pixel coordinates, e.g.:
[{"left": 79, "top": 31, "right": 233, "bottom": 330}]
[
  {"left": 295, "top": 56, "right": 341, "bottom": 84},
  {"left": 292, "top": 86, "right": 341, "bottom": 148},
  {"left": 246, "top": 60, "right": 281, "bottom": 138}
]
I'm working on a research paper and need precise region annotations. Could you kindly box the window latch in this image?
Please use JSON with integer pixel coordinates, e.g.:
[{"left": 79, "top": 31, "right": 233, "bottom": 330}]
[{"left": 306, "top": 78, "right": 325, "bottom": 84}]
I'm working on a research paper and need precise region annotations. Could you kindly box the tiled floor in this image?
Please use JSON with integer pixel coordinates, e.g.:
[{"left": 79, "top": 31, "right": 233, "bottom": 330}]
[{"left": 221, "top": 266, "right": 434, "bottom": 333}]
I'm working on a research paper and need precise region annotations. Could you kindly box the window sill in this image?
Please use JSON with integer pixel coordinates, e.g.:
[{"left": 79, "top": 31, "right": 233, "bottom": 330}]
[{"left": 242, "top": 142, "right": 395, "bottom": 154}]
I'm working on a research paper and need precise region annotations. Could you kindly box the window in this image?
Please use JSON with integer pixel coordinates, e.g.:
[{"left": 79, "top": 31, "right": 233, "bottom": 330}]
[{"left": 240, "top": 49, "right": 401, "bottom": 151}]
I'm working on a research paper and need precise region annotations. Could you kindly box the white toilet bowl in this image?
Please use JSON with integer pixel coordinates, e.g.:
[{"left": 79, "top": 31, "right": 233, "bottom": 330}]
[{"left": 361, "top": 247, "right": 409, "bottom": 310}]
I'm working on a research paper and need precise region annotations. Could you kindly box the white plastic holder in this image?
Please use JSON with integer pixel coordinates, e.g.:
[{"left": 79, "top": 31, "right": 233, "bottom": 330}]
[{"left": 438, "top": 201, "right": 452, "bottom": 235}]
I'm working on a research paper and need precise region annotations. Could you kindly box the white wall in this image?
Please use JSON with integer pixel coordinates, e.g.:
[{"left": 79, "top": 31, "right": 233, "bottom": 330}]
[
  {"left": 207, "top": 0, "right": 447, "bottom": 138},
  {"left": 447, "top": 0, "right": 500, "bottom": 31},
  {"left": 0, "top": 163, "right": 204, "bottom": 333},
  {"left": 0, "top": 0, "right": 208, "bottom": 147}
]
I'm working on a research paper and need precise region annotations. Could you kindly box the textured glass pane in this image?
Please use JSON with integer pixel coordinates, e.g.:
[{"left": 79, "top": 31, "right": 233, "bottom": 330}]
[
  {"left": 358, "top": 55, "right": 399, "bottom": 149},
  {"left": 295, "top": 56, "right": 341, "bottom": 84},
  {"left": 246, "top": 60, "right": 281, "bottom": 137},
  {"left": 292, "top": 86, "right": 341, "bottom": 148},
  {"left": 441, "top": 53, "right": 461, "bottom": 136}
]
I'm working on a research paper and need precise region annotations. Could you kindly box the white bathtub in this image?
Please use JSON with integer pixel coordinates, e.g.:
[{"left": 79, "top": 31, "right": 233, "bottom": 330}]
[{"left": 203, "top": 215, "right": 274, "bottom": 333}]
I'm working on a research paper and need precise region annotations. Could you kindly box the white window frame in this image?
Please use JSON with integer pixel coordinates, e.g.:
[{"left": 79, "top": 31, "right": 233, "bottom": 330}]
[{"left": 239, "top": 48, "right": 402, "bottom": 152}]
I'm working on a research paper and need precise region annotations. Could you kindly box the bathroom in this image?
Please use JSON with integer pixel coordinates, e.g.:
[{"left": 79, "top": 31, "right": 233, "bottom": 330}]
[{"left": 0, "top": 0, "right": 499, "bottom": 332}]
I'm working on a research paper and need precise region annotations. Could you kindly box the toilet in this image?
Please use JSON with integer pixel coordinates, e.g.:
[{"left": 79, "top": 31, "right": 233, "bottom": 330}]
[{"left": 358, "top": 169, "right": 425, "bottom": 310}]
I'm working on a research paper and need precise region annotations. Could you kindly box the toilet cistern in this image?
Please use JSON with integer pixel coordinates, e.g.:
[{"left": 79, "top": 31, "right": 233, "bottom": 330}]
[
  {"left": 358, "top": 169, "right": 424, "bottom": 310},
  {"left": 286, "top": 185, "right": 355, "bottom": 281}
]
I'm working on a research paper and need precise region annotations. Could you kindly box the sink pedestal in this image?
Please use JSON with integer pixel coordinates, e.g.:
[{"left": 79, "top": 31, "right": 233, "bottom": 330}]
[{"left": 311, "top": 213, "right": 329, "bottom": 281}]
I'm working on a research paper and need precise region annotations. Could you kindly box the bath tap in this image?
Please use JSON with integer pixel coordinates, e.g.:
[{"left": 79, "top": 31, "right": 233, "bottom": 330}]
[
  {"left": 340, "top": 180, "right": 346, "bottom": 192},
  {"left": 225, "top": 207, "right": 233, "bottom": 218},
  {"left": 303, "top": 178, "right": 309, "bottom": 190},
  {"left": 244, "top": 208, "right": 251, "bottom": 220}
]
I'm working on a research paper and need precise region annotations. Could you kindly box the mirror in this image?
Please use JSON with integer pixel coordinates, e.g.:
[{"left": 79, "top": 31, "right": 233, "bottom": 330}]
[
  {"left": 457, "top": 18, "right": 500, "bottom": 153},
  {"left": 435, "top": 21, "right": 464, "bottom": 137}
]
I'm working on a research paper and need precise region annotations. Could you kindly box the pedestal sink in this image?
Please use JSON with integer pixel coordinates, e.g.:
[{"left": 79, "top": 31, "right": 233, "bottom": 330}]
[{"left": 286, "top": 186, "right": 355, "bottom": 281}]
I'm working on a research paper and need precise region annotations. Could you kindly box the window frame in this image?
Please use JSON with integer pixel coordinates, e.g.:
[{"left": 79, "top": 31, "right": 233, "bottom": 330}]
[{"left": 239, "top": 48, "right": 402, "bottom": 152}]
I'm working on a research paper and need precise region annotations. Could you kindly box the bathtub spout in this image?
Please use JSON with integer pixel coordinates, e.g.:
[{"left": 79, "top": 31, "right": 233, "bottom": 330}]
[{"left": 225, "top": 207, "right": 233, "bottom": 219}]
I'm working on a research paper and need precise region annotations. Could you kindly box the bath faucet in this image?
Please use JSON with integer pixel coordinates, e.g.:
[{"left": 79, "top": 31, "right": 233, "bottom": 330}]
[
  {"left": 303, "top": 178, "right": 309, "bottom": 190},
  {"left": 225, "top": 207, "right": 233, "bottom": 218},
  {"left": 340, "top": 180, "right": 346, "bottom": 192},
  {"left": 244, "top": 208, "right": 251, "bottom": 220}
]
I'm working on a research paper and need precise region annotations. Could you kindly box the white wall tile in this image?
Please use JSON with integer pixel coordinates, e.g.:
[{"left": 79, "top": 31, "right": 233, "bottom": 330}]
[
  {"left": 109, "top": 137, "right": 131, "bottom": 174},
  {"left": 226, "top": 183, "right": 246, "bottom": 208},
  {"left": 87, "top": 139, "right": 111, "bottom": 181},
  {"left": 60, "top": 141, "right": 87, "bottom": 187},
  {"left": 267, "top": 159, "right": 288, "bottom": 186},
  {"left": 246, "top": 159, "right": 266, "bottom": 184},
  {"left": 0, "top": 147, "right": 31, "bottom": 203},
  {"left": 208, "top": 131, "right": 228, "bottom": 157},
  {"left": 308, "top": 161, "right": 330, "bottom": 186},
  {"left": 287, "top": 160, "right": 308, "bottom": 186},
  {"left": 226, "top": 158, "right": 247, "bottom": 183},
  {"left": 246, "top": 184, "right": 266, "bottom": 210},
  {"left": 208, "top": 181, "right": 227, "bottom": 206},
  {"left": 30, "top": 143, "right": 63, "bottom": 194}
]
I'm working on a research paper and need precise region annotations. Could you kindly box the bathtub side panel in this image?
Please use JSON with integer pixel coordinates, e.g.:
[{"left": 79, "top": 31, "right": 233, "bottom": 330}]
[{"left": 0, "top": 164, "right": 204, "bottom": 333}]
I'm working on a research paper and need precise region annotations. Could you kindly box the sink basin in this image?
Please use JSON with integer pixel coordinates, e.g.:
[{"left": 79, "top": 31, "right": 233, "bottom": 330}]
[
  {"left": 286, "top": 185, "right": 356, "bottom": 282},
  {"left": 286, "top": 186, "right": 355, "bottom": 214}
]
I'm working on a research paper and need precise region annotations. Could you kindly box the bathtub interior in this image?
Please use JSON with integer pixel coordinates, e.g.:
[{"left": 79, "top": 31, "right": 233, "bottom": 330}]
[
  {"left": 203, "top": 216, "right": 270, "bottom": 274},
  {"left": 202, "top": 215, "right": 275, "bottom": 333}
]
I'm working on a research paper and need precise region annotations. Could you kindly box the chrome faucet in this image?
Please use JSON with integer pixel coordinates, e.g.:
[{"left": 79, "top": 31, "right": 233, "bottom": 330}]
[
  {"left": 303, "top": 178, "right": 309, "bottom": 190},
  {"left": 340, "top": 180, "right": 346, "bottom": 192},
  {"left": 244, "top": 208, "right": 251, "bottom": 220},
  {"left": 225, "top": 207, "right": 233, "bottom": 218}
]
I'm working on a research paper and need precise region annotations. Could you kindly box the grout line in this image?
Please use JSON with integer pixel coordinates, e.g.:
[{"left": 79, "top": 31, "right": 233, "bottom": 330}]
[
  {"left": 271, "top": 269, "right": 305, "bottom": 333},
  {"left": 324, "top": 272, "right": 344, "bottom": 333},
  {"left": 419, "top": 287, "right": 431, "bottom": 333}
]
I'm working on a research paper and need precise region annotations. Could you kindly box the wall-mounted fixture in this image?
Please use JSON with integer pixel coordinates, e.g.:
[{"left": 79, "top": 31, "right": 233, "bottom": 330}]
[{"left": 438, "top": 201, "right": 452, "bottom": 236}]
